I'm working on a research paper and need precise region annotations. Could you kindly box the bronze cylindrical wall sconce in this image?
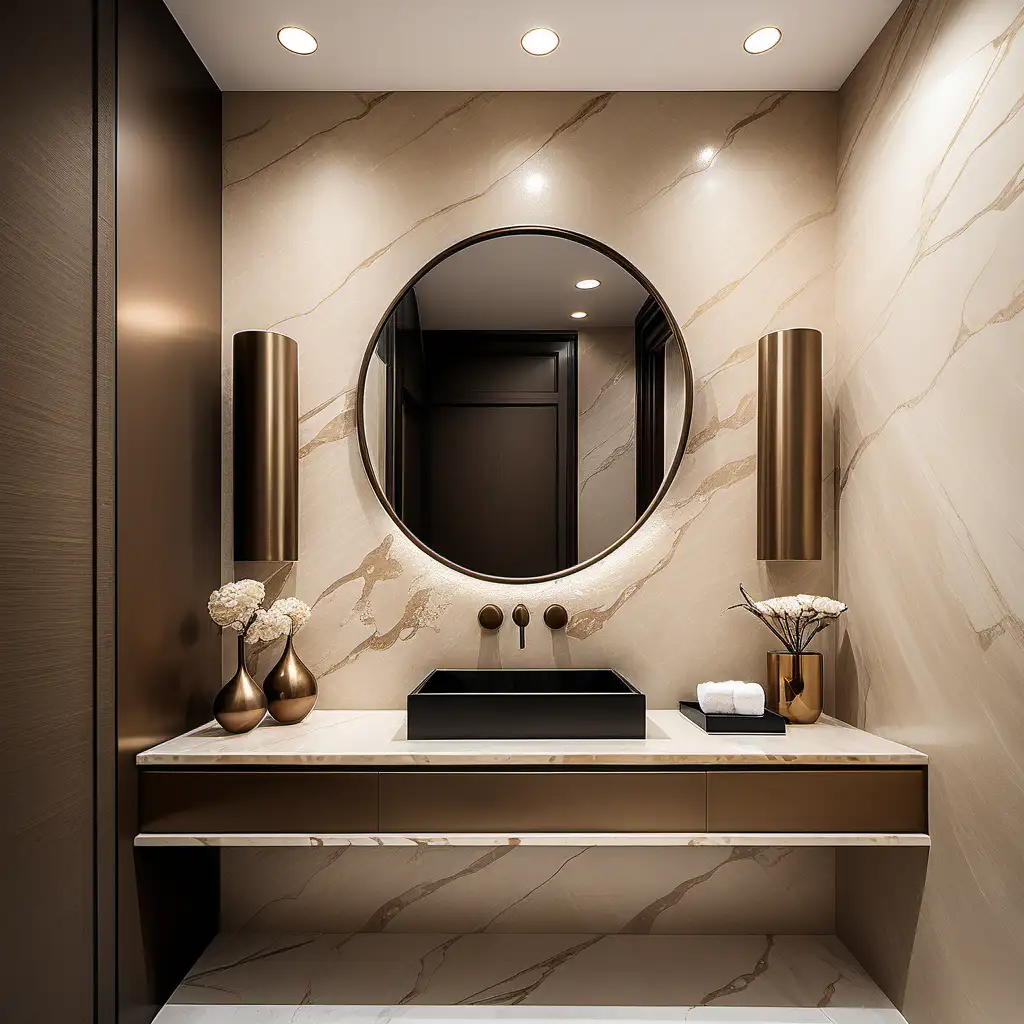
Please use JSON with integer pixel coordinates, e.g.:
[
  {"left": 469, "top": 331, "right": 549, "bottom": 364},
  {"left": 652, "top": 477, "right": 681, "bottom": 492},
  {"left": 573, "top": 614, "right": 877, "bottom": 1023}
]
[
  {"left": 233, "top": 330, "right": 298, "bottom": 561},
  {"left": 757, "top": 328, "right": 822, "bottom": 560}
]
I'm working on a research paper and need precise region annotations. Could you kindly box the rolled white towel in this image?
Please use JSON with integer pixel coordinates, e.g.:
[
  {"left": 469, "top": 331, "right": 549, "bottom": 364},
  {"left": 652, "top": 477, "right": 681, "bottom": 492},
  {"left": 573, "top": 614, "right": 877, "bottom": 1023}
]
[
  {"left": 697, "top": 681, "right": 736, "bottom": 715},
  {"left": 732, "top": 682, "right": 766, "bottom": 717}
]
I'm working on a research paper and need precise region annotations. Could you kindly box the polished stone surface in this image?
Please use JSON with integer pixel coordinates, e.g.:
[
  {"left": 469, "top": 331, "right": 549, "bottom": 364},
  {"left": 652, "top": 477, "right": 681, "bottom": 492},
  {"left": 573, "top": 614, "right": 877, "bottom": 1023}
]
[
  {"left": 217, "top": 86, "right": 846, "bottom": 983},
  {"left": 216, "top": 846, "right": 833, "bottom": 937},
  {"left": 137, "top": 710, "right": 927, "bottom": 766},
  {"left": 222, "top": 90, "right": 839, "bottom": 711},
  {"left": 577, "top": 326, "right": 638, "bottom": 562},
  {"left": 152, "top": 933, "right": 905, "bottom": 1022},
  {"left": 137, "top": 833, "right": 929, "bottom": 849},
  {"left": 832, "top": 1, "right": 1024, "bottom": 1022}
]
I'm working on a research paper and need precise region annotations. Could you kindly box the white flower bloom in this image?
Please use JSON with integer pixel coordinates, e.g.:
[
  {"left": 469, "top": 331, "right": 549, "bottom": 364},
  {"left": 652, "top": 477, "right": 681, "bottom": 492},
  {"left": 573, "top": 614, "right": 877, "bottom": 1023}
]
[
  {"left": 208, "top": 579, "right": 267, "bottom": 632},
  {"left": 757, "top": 596, "right": 803, "bottom": 619},
  {"left": 811, "top": 596, "right": 847, "bottom": 617},
  {"left": 270, "top": 597, "right": 312, "bottom": 634},
  {"left": 246, "top": 607, "right": 291, "bottom": 645},
  {"left": 777, "top": 596, "right": 807, "bottom": 618}
]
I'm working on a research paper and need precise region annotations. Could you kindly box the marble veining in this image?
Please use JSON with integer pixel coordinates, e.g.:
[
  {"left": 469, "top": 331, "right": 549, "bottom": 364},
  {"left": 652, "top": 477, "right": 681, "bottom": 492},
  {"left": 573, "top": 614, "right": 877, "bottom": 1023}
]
[
  {"left": 577, "top": 327, "right": 638, "bottom": 561},
  {"left": 221, "top": 89, "right": 838, "bottom": 711},
  {"left": 152, "top": 933, "right": 905, "bottom": 1021},
  {"left": 832, "top": 2, "right": 1024, "bottom": 1022},
  {"left": 136, "top": 710, "right": 927, "bottom": 766},
  {"left": 216, "top": 845, "right": 832, "bottom": 938},
  {"left": 136, "top": 833, "right": 930, "bottom": 849},
  {"left": 218, "top": 86, "right": 840, "bottom": 968}
]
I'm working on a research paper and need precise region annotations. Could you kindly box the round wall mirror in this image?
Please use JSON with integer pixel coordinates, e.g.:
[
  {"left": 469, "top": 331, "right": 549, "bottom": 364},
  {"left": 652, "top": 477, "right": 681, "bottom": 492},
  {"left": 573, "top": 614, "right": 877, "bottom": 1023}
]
[{"left": 357, "top": 227, "right": 692, "bottom": 582}]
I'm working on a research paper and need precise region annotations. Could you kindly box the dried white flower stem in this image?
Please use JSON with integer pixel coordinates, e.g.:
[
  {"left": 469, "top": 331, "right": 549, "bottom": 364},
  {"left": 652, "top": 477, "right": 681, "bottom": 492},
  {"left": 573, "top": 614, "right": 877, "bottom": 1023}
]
[{"left": 730, "top": 584, "right": 847, "bottom": 656}]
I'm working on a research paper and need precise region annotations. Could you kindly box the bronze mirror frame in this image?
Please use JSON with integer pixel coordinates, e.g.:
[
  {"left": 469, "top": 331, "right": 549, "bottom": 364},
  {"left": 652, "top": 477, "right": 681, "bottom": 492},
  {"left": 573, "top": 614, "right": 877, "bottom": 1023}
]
[{"left": 355, "top": 225, "right": 694, "bottom": 584}]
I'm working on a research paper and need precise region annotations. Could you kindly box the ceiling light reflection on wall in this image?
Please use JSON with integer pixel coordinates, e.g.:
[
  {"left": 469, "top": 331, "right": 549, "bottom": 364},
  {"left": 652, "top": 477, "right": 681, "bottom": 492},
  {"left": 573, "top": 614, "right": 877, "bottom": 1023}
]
[
  {"left": 278, "top": 26, "right": 318, "bottom": 54},
  {"left": 521, "top": 28, "right": 560, "bottom": 56},
  {"left": 575, "top": 279, "right": 601, "bottom": 290},
  {"left": 524, "top": 172, "right": 546, "bottom": 195},
  {"left": 570, "top": 311, "right": 588, "bottom": 319},
  {"left": 743, "top": 26, "right": 782, "bottom": 54}
]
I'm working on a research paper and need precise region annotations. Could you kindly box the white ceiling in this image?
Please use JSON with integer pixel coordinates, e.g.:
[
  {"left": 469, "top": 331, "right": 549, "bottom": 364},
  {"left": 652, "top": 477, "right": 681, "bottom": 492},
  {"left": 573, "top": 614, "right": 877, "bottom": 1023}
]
[
  {"left": 413, "top": 234, "right": 650, "bottom": 331},
  {"left": 162, "top": 0, "right": 901, "bottom": 92}
]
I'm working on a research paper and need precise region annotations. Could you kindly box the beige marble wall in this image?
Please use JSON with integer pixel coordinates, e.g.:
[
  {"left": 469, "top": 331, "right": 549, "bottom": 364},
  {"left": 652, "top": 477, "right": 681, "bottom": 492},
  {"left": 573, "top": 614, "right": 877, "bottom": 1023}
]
[
  {"left": 221, "top": 845, "right": 833, "bottom": 935},
  {"left": 578, "top": 326, "right": 637, "bottom": 561},
  {"left": 221, "top": 92, "right": 838, "bottom": 940},
  {"left": 832, "top": 1, "right": 1024, "bottom": 1020},
  {"left": 223, "top": 90, "right": 838, "bottom": 708}
]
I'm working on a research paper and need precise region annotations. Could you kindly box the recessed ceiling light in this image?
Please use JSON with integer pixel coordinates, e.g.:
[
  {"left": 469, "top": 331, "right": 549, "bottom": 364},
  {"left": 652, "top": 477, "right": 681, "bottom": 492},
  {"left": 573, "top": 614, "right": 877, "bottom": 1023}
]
[
  {"left": 521, "top": 27, "right": 560, "bottom": 56},
  {"left": 278, "top": 26, "right": 318, "bottom": 55},
  {"left": 575, "top": 279, "right": 601, "bottom": 290},
  {"left": 698, "top": 146, "right": 716, "bottom": 166},
  {"left": 570, "top": 311, "right": 588, "bottom": 319},
  {"left": 743, "top": 26, "right": 782, "bottom": 54}
]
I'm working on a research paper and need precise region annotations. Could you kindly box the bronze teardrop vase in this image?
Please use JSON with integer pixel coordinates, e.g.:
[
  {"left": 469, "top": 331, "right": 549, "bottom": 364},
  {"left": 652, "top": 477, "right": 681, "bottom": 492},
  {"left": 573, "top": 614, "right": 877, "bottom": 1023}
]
[
  {"left": 213, "top": 635, "right": 267, "bottom": 734},
  {"left": 263, "top": 633, "right": 318, "bottom": 725}
]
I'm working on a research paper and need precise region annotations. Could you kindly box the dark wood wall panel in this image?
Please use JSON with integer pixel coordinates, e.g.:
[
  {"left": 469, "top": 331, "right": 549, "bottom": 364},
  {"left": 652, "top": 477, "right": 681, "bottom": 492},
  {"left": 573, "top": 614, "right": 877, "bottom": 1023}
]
[
  {"left": 0, "top": 1, "right": 101, "bottom": 1020},
  {"left": 116, "top": 0, "right": 223, "bottom": 1019}
]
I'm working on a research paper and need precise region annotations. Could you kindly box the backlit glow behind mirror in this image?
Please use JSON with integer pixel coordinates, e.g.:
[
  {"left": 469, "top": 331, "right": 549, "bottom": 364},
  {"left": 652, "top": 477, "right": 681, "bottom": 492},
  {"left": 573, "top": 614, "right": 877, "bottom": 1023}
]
[{"left": 356, "top": 228, "right": 693, "bottom": 583}]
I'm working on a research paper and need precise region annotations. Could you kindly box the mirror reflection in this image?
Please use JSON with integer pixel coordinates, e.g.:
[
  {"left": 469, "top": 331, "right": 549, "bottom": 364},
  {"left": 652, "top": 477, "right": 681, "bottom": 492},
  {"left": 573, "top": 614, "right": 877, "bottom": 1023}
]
[{"left": 360, "top": 230, "right": 691, "bottom": 580}]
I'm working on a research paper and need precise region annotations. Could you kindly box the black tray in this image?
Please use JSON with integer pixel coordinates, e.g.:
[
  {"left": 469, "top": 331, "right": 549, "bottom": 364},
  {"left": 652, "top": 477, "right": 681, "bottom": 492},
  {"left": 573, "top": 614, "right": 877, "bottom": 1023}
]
[{"left": 678, "top": 700, "right": 787, "bottom": 734}]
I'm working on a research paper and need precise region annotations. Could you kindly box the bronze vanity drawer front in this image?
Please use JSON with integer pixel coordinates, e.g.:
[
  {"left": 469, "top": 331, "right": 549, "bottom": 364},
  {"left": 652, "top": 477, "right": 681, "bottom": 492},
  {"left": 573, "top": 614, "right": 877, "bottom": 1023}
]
[
  {"left": 139, "top": 770, "right": 379, "bottom": 833},
  {"left": 378, "top": 771, "right": 707, "bottom": 832},
  {"left": 707, "top": 769, "right": 927, "bottom": 833}
]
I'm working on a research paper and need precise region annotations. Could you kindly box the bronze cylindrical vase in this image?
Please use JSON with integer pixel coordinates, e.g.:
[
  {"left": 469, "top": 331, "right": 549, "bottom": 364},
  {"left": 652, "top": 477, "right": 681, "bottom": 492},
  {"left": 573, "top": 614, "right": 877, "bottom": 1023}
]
[
  {"left": 264, "top": 634, "right": 318, "bottom": 724},
  {"left": 757, "top": 328, "right": 822, "bottom": 560},
  {"left": 766, "top": 651, "right": 823, "bottom": 724},
  {"left": 214, "top": 635, "right": 267, "bottom": 734},
  {"left": 233, "top": 330, "right": 298, "bottom": 561}
]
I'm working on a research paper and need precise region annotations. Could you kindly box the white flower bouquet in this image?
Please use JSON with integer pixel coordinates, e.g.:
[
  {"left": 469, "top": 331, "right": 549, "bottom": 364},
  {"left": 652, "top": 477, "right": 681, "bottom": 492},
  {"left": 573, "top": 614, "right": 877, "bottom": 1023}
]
[
  {"left": 207, "top": 581, "right": 312, "bottom": 646},
  {"left": 731, "top": 584, "right": 846, "bottom": 655}
]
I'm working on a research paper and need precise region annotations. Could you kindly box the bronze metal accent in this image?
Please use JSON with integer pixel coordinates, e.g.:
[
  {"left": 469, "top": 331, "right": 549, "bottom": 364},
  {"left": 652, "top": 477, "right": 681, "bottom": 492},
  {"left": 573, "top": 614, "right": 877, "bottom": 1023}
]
[
  {"left": 757, "top": 328, "right": 822, "bottom": 560},
  {"left": 139, "top": 770, "right": 379, "bottom": 833},
  {"left": 354, "top": 226, "right": 695, "bottom": 584},
  {"left": 378, "top": 771, "right": 707, "bottom": 832},
  {"left": 233, "top": 330, "right": 299, "bottom": 560},
  {"left": 707, "top": 769, "right": 928, "bottom": 833},
  {"left": 213, "top": 636, "right": 267, "bottom": 734},
  {"left": 478, "top": 604, "right": 504, "bottom": 631},
  {"left": 766, "top": 650, "right": 823, "bottom": 724},
  {"left": 543, "top": 604, "right": 569, "bottom": 630},
  {"left": 263, "top": 634, "right": 318, "bottom": 724},
  {"left": 512, "top": 603, "right": 530, "bottom": 649}
]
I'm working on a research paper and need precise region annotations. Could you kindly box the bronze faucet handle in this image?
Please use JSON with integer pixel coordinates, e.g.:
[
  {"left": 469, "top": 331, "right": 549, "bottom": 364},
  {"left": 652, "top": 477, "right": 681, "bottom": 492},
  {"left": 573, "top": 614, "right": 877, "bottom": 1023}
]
[
  {"left": 543, "top": 604, "right": 568, "bottom": 630},
  {"left": 512, "top": 604, "right": 530, "bottom": 649},
  {"left": 478, "top": 604, "right": 504, "bottom": 631}
]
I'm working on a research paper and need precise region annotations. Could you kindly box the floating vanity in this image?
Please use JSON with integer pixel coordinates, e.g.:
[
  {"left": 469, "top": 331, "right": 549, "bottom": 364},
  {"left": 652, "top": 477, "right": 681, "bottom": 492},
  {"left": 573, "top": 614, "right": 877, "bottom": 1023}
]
[{"left": 136, "top": 710, "right": 928, "bottom": 847}]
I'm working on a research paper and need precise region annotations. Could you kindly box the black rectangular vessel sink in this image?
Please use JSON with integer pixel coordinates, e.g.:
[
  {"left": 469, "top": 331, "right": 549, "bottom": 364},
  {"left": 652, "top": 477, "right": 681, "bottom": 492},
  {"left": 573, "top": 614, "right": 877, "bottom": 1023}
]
[{"left": 407, "top": 669, "right": 646, "bottom": 740}]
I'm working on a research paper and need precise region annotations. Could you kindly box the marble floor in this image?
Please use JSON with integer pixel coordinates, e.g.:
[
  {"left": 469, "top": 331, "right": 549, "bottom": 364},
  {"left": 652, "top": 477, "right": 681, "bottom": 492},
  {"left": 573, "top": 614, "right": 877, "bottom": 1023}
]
[{"left": 154, "top": 933, "right": 906, "bottom": 1023}]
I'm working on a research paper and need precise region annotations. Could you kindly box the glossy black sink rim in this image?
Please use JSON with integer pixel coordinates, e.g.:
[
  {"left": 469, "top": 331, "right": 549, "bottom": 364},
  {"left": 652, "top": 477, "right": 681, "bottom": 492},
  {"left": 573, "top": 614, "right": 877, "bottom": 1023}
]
[{"left": 407, "top": 668, "right": 646, "bottom": 740}]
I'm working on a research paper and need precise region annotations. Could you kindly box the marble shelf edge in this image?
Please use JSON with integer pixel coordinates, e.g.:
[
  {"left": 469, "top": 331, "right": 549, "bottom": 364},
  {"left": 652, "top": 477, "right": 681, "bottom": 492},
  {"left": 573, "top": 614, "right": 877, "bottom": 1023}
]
[
  {"left": 135, "top": 710, "right": 929, "bottom": 767},
  {"left": 134, "top": 831, "right": 932, "bottom": 848}
]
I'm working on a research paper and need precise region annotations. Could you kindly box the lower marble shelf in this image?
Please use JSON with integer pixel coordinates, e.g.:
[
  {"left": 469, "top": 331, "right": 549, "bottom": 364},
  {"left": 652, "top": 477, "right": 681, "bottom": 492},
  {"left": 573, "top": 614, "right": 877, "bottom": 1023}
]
[
  {"left": 153, "top": 932, "right": 906, "bottom": 1023},
  {"left": 135, "top": 831, "right": 931, "bottom": 848}
]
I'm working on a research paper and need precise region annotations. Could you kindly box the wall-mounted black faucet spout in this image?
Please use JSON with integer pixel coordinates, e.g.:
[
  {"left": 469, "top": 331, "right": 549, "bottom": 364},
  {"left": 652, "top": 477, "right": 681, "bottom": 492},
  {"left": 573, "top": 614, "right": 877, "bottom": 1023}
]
[{"left": 512, "top": 604, "right": 530, "bottom": 649}]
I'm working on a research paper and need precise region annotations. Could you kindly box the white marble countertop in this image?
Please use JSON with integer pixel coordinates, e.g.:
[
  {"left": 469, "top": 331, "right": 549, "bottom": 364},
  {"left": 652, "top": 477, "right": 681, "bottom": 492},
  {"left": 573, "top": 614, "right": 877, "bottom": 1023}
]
[{"left": 137, "top": 710, "right": 927, "bottom": 767}]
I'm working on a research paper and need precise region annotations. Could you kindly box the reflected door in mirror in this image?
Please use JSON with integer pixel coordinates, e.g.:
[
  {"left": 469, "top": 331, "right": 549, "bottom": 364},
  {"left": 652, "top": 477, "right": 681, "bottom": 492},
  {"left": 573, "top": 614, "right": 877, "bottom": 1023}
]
[{"left": 359, "top": 229, "right": 692, "bottom": 581}]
